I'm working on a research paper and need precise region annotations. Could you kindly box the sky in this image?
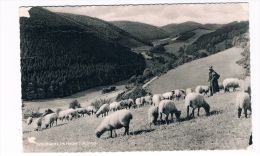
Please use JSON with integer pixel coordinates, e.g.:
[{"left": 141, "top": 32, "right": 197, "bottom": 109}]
[{"left": 20, "top": 3, "right": 248, "bottom": 27}]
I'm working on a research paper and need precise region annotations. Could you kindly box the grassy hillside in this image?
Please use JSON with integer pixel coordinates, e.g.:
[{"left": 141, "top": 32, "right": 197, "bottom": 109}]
[
  {"left": 20, "top": 7, "right": 146, "bottom": 100},
  {"left": 148, "top": 47, "right": 246, "bottom": 94},
  {"left": 22, "top": 91, "right": 251, "bottom": 152},
  {"left": 111, "top": 21, "right": 169, "bottom": 41},
  {"left": 58, "top": 14, "right": 153, "bottom": 48},
  {"left": 161, "top": 21, "right": 221, "bottom": 37}
]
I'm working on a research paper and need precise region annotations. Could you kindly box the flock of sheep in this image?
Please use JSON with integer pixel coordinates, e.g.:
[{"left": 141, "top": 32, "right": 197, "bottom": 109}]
[{"left": 25, "top": 76, "right": 251, "bottom": 142}]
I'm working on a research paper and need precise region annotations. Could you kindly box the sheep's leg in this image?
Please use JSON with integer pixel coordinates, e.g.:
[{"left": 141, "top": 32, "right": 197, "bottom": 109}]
[
  {"left": 190, "top": 108, "right": 195, "bottom": 118},
  {"left": 244, "top": 108, "right": 248, "bottom": 118},
  {"left": 110, "top": 130, "right": 113, "bottom": 138},
  {"left": 238, "top": 108, "right": 242, "bottom": 118},
  {"left": 124, "top": 126, "right": 129, "bottom": 135},
  {"left": 170, "top": 112, "right": 174, "bottom": 123},
  {"left": 186, "top": 106, "right": 190, "bottom": 119},
  {"left": 165, "top": 115, "right": 169, "bottom": 125},
  {"left": 159, "top": 113, "right": 163, "bottom": 124},
  {"left": 197, "top": 107, "right": 200, "bottom": 116}
]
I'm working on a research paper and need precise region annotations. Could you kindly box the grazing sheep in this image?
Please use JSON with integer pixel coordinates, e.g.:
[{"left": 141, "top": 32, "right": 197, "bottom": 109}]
[
  {"left": 186, "top": 88, "right": 193, "bottom": 95},
  {"left": 110, "top": 102, "right": 123, "bottom": 112},
  {"left": 95, "top": 109, "right": 133, "bottom": 138},
  {"left": 96, "top": 104, "right": 110, "bottom": 117},
  {"left": 158, "top": 100, "right": 181, "bottom": 124},
  {"left": 185, "top": 93, "right": 210, "bottom": 118},
  {"left": 236, "top": 92, "right": 251, "bottom": 118},
  {"left": 144, "top": 95, "right": 152, "bottom": 105},
  {"left": 42, "top": 108, "right": 54, "bottom": 116},
  {"left": 195, "top": 85, "right": 210, "bottom": 96},
  {"left": 44, "top": 113, "right": 58, "bottom": 129},
  {"left": 152, "top": 94, "right": 163, "bottom": 107},
  {"left": 162, "top": 91, "right": 174, "bottom": 100},
  {"left": 135, "top": 98, "right": 144, "bottom": 108},
  {"left": 223, "top": 78, "right": 243, "bottom": 92},
  {"left": 76, "top": 108, "right": 91, "bottom": 117},
  {"left": 173, "top": 89, "right": 186, "bottom": 101},
  {"left": 33, "top": 117, "right": 43, "bottom": 131},
  {"left": 86, "top": 106, "right": 97, "bottom": 115},
  {"left": 27, "top": 117, "right": 33, "bottom": 125},
  {"left": 148, "top": 106, "right": 159, "bottom": 126},
  {"left": 58, "top": 109, "right": 80, "bottom": 122},
  {"left": 119, "top": 99, "right": 134, "bottom": 109},
  {"left": 243, "top": 76, "right": 251, "bottom": 96}
]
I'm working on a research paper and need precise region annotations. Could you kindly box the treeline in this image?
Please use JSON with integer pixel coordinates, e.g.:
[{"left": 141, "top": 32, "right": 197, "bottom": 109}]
[{"left": 20, "top": 8, "right": 146, "bottom": 100}]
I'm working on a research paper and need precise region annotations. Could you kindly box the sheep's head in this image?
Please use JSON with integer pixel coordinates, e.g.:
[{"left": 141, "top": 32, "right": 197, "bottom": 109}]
[
  {"left": 96, "top": 131, "right": 101, "bottom": 138},
  {"left": 175, "top": 111, "right": 181, "bottom": 120}
]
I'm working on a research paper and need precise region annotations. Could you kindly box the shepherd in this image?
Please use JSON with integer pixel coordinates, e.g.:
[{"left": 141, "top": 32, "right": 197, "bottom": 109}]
[{"left": 208, "top": 66, "right": 220, "bottom": 96}]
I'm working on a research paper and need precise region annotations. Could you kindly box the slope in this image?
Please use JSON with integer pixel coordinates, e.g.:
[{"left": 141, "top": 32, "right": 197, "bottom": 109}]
[
  {"left": 111, "top": 21, "right": 169, "bottom": 41},
  {"left": 20, "top": 7, "right": 146, "bottom": 100},
  {"left": 148, "top": 47, "right": 246, "bottom": 94}
]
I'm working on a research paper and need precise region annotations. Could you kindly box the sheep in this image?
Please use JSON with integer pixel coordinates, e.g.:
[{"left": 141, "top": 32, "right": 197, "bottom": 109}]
[
  {"left": 236, "top": 92, "right": 251, "bottom": 118},
  {"left": 86, "top": 106, "right": 97, "bottom": 115},
  {"left": 27, "top": 117, "right": 33, "bottom": 125},
  {"left": 76, "top": 108, "right": 91, "bottom": 117},
  {"left": 96, "top": 104, "right": 110, "bottom": 117},
  {"left": 135, "top": 97, "right": 144, "bottom": 108},
  {"left": 162, "top": 91, "right": 174, "bottom": 100},
  {"left": 33, "top": 117, "right": 43, "bottom": 131},
  {"left": 223, "top": 78, "right": 243, "bottom": 92},
  {"left": 195, "top": 85, "right": 210, "bottom": 96},
  {"left": 152, "top": 94, "right": 163, "bottom": 107},
  {"left": 243, "top": 76, "right": 251, "bottom": 96},
  {"left": 186, "top": 88, "right": 193, "bottom": 95},
  {"left": 185, "top": 93, "right": 210, "bottom": 118},
  {"left": 173, "top": 89, "right": 186, "bottom": 101},
  {"left": 144, "top": 95, "right": 152, "bottom": 105},
  {"left": 95, "top": 109, "right": 133, "bottom": 138},
  {"left": 148, "top": 106, "right": 159, "bottom": 126},
  {"left": 158, "top": 100, "right": 181, "bottom": 124},
  {"left": 44, "top": 113, "right": 58, "bottom": 129},
  {"left": 58, "top": 109, "right": 80, "bottom": 122},
  {"left": 110, "top": 102, "right": 123, "bottom": 112},
  {"left": 119, "top": 99, "right": 134, "bottom": 109}
]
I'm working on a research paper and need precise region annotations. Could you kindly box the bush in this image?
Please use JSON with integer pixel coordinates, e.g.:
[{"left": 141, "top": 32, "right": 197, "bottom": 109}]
[
  {"left": 69, "top": 100, "right": 81, "bottom": 109},
  {"left": 90, "top": 98, "right": 111, "bottom": 110},
  {"left": 128, "top": 86, "right": 149, "bottom": 101},
  {"left": 22, "top": 107, "right": 42, "bottom": 119},
  {"left": 150, "top": 44, "right": 165, "bottom": 53}
]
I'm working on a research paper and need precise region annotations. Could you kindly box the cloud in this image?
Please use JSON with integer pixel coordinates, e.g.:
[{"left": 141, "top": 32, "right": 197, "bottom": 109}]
[{"left": 20, "top": 3, "right": 248, "bottom": 26}]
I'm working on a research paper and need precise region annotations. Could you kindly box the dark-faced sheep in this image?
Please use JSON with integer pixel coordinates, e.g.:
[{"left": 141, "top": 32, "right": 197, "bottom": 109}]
[
  {"left": 236, "top": 92, "right": 251, "bottom": 118},
  {"left": 27, "top": 117, "right": 33, "bottom": 125},
  {"left": 96, "top": 104, "right": 110, "bottom": 117},
  {"left": 152, "top": 94, "right": 163, "bottom": 107},
  {"left": 162, "top": 91, "right": 174, "bottom": 100},
  {"left": 44, "top": 113, "right": 58, "bottom": 128},
  {"left": 148, "top": 106, "right": 159, "bottom": 126},
  {"left": 185, "top": 93, "right": 210, "bottom": 118},
  {"left": 95, "top": 109, "right": 133, "bottom": 138},
  {"left": 110, "top": 102, "right": 123, "bottom": 112},
  {"left": 33, "top": 117, "right": 43, "bottom": 131},
  {"left": 158, "top": 100, "right": 181, "bottom": 124},
  {"left": 195, "top": 86, "right": 210, "bottom": 96},
  {"left": 223, "top": 78, "right": 244, "bottom": 92},
  {"left": 76, "top": 108, "right": 91, "bottom": 117}
]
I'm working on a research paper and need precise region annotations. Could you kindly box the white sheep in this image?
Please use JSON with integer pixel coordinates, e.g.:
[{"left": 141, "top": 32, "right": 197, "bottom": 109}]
[
  {"left": 119, "top": 99, "right": 134, "bottom": 109},
  {"left": 135, "top": 97, "right": 144, "bottom": 108},
  {"left": 95, "top": 109, "right": 133, "bottom": 138},
  {"left": 76, "top": 108, "right": 91, "bottom": 117},
  {"left": 33, "top": 117, "right": 43, "bottom": 131},
  {"left": 195, "top": 85, "right": 210, "bottom": 96},
  {"left": 44, "top": 113, "right": 58, "bottom": 128},
  {"left": 110, "top": 102, "right": 123, "bottom": 112},
  {"left": 162, "top": 91, "right": 174, "bottom": 100},
  {"left": 158, "top": 100, "right": 181, "bottom": 124},
  {"left": 223, "top": 78, "right": 243, "bottom": 92},
  {"left": 96, "top": 104, "right": 110, "bottom": 117},
  {"left": 173, "top": 89, "right": 186, "bottom": 101},
  {"left": 148, "top": 106, "right": 159, "bottom": 126},
  {"left": 186, "top": 88, "right": 193, "bottom": 95},
  {"left": 218, "top": 83, "right": 224, "bottom": 90},
  {"left": 144, "top": 95, "right": 152, "bottom": 105},
  {"left": 152, "top": 94, "right": 163, "bottom": 107},
  {"left": 86, "top": 106, "right": 97, "bottom": 115},
  {"left": 236, "top": 92, "right": 251, "bottom": 118},
  {"left": 185, "top": 93, "right": 210, "bottom": 118},
  {"left": 58, "top": 109, "right": 80, "bottom": 122},
  {"left": 27, "top": 117, "right": 33, "bottom": 125}
]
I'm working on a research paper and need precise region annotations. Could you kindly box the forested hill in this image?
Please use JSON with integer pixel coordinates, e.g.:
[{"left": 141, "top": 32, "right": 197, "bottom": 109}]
[
  {"left": 20, "top": 7, "right": 146, "bottom": 100},
  {"left": 111, "top": 21, "right": 169, "bottom": 41}
]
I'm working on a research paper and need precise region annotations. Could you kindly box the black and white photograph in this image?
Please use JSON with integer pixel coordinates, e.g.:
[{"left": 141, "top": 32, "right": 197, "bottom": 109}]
[{"left": 1, "top": 0, "right": 260, "bottom": 154}]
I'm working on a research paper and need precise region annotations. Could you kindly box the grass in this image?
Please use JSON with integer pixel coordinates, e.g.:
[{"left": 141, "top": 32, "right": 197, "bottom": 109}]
[
  {"left": 22, "top": 91, "right": 251, "bottom": 152},
  {"left": 148, "top": 47, "right": 246, "bottom": 94}
]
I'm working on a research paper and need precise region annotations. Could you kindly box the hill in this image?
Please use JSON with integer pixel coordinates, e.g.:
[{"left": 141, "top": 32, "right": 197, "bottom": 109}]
[
  {"left": 161, "top": 21, "right": 222, "bottom": 37},
  {"left": 58, "top": 13, "right": 153, "bottom": 48},
  {"left": 111, "top": 21, "right": 169, "bottom": 41},
  {"left": 147, "top": 47, "right": 246, "bottom": 94},
  {"left": 20, "top": 7, "right": 146, "bottom": 100}
]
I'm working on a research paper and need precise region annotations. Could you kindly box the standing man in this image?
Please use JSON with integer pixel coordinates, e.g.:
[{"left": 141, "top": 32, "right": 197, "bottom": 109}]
[{"left": 208, "top": 66, "right": 220, "bottom": 96}]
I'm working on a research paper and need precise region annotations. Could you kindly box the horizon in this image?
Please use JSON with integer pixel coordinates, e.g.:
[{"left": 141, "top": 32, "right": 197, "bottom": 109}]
[{"left": 19, "top": 3, "right": 248, "bottom": 27}]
